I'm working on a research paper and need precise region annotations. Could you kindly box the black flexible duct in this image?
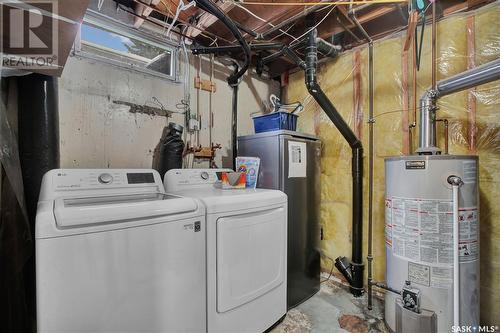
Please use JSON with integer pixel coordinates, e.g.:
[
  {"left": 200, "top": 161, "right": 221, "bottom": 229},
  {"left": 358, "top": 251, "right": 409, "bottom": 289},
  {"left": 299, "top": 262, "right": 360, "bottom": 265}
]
[
  {"left": 230, "top": 62, "right": 239, "bottom": 169},
  {"left": 192, "top": 43, "right": 284, "bottom": 55},
  {"left": 194, "top": 0, "right": 250, "bottom": 86},
  {"left": 304, "top": 28, "right": 364, "bottom": 297}
]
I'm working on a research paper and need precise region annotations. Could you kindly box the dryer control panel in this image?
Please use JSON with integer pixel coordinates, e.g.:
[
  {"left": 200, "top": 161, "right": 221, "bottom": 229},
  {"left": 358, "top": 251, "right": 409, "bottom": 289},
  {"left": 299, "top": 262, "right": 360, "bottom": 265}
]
[{"left": 164, "top": 169, "right": 232, "bottom": 191}]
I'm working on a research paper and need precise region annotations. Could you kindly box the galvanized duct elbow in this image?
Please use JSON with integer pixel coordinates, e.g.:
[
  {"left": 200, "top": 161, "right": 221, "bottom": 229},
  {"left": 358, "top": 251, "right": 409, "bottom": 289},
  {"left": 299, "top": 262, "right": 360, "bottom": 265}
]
[
  {"left": 416, "top": 89, "right": 440, "bottom": 155},
  {"left": 417, "top": 58, "right": 500, "bottom": 154}
]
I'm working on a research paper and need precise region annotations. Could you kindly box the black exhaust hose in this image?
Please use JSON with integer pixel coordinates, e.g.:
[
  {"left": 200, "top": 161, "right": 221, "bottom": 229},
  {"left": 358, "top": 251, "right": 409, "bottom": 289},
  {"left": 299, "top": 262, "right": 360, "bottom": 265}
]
[
  {"left": 194, "top": 0, "right": 250, "bottom": 86},
  {"left": 231, "top": 63, "right": 239, "bottom": 170},
  {"left": 305, "top": 27, "right": 364, "bottom": 297},
  {"left": 192, "top": 43, "right": 283, "bottom": 56}
]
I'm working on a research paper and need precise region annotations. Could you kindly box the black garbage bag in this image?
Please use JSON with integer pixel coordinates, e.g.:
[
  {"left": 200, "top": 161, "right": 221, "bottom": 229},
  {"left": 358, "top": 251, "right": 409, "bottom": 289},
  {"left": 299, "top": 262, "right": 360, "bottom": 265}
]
[{"left": 153, "top": 122, "right": 185, "bottom": 178}]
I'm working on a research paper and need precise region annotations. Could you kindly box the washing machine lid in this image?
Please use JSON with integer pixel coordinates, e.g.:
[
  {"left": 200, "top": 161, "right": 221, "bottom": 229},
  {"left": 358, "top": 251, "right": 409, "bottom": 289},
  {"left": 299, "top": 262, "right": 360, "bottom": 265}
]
[
  {"left": 54, "top": 192, "right": 198, "bottom": 227},
  {"left": 176, "top": 188, "right": 287, "bottom": 214}
]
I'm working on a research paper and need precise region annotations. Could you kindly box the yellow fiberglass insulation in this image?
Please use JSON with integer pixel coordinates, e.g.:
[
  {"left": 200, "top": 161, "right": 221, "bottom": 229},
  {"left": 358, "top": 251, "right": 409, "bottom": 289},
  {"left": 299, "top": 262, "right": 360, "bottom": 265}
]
[{"left": 286, "top": 2, "right": 499, "bottom": 324}]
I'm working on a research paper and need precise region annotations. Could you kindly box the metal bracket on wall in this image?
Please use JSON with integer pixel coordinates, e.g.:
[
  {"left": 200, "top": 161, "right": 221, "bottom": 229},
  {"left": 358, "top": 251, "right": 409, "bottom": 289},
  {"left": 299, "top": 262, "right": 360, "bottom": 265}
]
[{"left": 113, "top": 100, "right": 173, "bottom": 118}]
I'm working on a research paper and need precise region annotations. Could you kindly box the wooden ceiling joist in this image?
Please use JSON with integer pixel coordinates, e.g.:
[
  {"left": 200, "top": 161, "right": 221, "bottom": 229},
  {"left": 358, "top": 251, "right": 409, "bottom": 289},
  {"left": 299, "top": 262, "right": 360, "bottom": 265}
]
[
  {"left": 186, "top": 1, "right": 235, "bottom": 38},
  {"left": 134, "top": 0, "right": 161, "bottom": 28}
]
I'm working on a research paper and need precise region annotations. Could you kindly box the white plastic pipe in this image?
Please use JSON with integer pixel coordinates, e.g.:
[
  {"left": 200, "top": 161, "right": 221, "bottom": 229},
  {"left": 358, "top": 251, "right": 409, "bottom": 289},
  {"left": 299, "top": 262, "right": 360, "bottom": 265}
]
[
  {"left": 452, "top": 183, "right": 460, "bottom": 327},
  {"left": 448, "top": 175, "right": 463, "bottom": 328}
]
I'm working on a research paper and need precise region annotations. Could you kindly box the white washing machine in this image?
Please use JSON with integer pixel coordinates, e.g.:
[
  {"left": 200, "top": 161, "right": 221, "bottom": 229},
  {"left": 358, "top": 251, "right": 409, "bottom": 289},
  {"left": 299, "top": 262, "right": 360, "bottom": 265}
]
[
  {"left": 36, "top": 169, "right": 206, "bottom": 333},
  {"left": 164, "top": 169, "right": 288, "bottom": 333}
]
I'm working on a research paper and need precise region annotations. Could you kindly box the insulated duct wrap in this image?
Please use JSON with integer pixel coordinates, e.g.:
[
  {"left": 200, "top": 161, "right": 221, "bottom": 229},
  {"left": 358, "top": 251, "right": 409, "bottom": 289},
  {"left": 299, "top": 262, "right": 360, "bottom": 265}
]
[{"left": 286, "top": 3, "right": 499, "bottom": 323}]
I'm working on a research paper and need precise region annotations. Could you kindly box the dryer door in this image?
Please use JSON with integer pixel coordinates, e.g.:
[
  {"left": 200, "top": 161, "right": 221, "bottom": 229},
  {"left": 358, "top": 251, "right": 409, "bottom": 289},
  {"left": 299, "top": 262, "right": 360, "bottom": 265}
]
[{"left": 216, "top": 205, "right": 286, "bottom": 313}]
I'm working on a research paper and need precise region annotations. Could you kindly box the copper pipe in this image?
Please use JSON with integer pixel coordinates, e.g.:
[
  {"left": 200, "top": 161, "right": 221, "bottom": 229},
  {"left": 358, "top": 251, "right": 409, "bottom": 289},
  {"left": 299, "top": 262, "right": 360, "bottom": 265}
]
[
  {"left": 409, "top": 18, "right": 418, "bottom": 154},
  {"left": 409, "top": 126, "right": 413, "bottom": 153},
  {"left": 444, "top": 119, "right": 449, "bottom": 154},
  {"left": 431, "top": 2, "right": 437, "bottom": 90},
  {"left": 436, "top": 119, "right": 449, "bottom": 154}
]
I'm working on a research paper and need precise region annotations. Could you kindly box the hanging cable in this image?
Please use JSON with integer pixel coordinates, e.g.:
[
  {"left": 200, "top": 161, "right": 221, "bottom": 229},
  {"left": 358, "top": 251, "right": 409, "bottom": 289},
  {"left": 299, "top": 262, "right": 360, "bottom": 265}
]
[
  {"left": 291, "top": 5, "right": 336, "bottom": 46},
  {"left": 232, "top": 0, "right": 406, "bottom": 5},
  {"left": 165, "top": 0, "right": 196, "bottom": 39},
  {"left": 234, "top": 3, "right": 300, "bottom": 42},
  {"left": 266, "top": 21, "right": 298, "bottom": 42},
  {"left": 195, "top": 0, "right": 251, "bottom": 86}
]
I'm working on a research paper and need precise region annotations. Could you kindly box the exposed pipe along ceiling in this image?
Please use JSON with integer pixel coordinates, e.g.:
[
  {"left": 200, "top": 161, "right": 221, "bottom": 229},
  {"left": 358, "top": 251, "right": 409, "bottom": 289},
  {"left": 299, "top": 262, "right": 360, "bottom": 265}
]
[{"left": 5, "top": 0, "right": 499, "bottom": 332}]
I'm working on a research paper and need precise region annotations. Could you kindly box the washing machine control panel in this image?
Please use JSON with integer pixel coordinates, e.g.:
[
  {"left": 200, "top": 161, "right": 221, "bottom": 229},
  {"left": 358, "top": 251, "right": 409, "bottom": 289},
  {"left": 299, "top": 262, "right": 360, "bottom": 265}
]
[
  {"left": 48, "top": 169, "right": 162, "bottom": 191},
  {"left": 98, "top": 173, "right": 114, "bottom": 184}
]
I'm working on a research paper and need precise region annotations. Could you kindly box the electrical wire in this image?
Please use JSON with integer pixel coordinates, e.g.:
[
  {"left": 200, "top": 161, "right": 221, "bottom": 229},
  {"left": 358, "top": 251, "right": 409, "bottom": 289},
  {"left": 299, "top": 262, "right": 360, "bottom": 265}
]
[
  {"left": 234, "top": 3, "right": 300, "bottom": 42},
  {"left": 177, "top": 25, "right": 192, "bottom": 131},
  {"left": 165, "top": 0, "right": 196, "bottom": 40},
  {"left": 290, "top": 5, "right": 336, "bottom": 46},
  {"left": 124, "top": 0, "right": 234, "bottom": 44},
  {"left": 97, "top": 0, "right": 105, "bottom": 11},
  {"left": 234, "top": 0, "right": 407, "bottom": 5},
  {"left": 150, "top": 96, "right": 186, "bottom": 114},
  {"left": 266, "top": 21, "right": 298, "bottom": 42},
  {"left": 176, "top": 23, "right": 220, "bottom": 46},
  {"left": 320, "top": 253, "right": 335, "bottom": 283}
]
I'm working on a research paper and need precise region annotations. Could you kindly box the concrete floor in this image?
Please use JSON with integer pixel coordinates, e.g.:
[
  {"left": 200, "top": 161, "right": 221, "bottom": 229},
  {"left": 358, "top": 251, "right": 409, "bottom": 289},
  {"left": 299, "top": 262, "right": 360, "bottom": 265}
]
[{"left": 271, "top": 278, "right": 389, "bottom": 333}]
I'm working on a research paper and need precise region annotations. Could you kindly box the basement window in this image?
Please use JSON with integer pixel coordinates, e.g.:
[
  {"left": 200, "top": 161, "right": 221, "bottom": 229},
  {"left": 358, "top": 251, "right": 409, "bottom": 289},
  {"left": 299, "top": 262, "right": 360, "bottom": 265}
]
[{"left": 74, "top": 11, "right": 177, "bottom": 80}]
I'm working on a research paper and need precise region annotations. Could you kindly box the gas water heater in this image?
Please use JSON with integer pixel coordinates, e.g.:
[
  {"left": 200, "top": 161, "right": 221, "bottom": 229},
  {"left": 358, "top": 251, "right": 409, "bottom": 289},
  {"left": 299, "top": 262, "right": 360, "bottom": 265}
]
[
  {"left": 382, "top": 58, "right": 500, "bottom": 332},
  {"left": 384, "top": 155, "right": 479, "bottom": 333}
]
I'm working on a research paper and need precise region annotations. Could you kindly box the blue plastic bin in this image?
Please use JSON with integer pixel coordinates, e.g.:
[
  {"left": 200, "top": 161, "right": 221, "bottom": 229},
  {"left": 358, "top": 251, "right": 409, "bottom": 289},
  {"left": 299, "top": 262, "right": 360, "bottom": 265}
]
[{"left": 252, "top": 111, "right": 298, "bottom": 133}]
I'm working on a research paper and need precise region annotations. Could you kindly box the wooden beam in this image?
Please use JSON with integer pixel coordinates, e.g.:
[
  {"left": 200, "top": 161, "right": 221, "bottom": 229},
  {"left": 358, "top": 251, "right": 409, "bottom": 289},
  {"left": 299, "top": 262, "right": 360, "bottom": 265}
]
[
  {"left": 218, "top": 5, "right": 304, "bottom": 42},
  {"left": 315, "top": 5, "right": 396, "bottom": 41},
  {"left": 155, "top": 0, "right": 198, "bottom": 22},
  {"left": 134, "top": 0, "right": 161, "bottom": 28}
]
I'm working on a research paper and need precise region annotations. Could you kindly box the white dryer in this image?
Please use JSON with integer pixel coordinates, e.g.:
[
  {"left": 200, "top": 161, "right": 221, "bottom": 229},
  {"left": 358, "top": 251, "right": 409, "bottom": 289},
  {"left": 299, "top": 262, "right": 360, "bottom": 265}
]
[
  {"left": 36, "top": 169, "right": 206, "bottom": 333},
  {"left": 164, "top": 169, "right": 288, "bottom": 333}
]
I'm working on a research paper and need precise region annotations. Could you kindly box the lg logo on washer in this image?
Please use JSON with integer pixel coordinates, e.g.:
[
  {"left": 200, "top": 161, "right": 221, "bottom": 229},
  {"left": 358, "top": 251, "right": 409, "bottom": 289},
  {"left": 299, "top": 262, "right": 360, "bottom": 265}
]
[{"left": 183, "top": 221, "right": 201, "bottom": 232}]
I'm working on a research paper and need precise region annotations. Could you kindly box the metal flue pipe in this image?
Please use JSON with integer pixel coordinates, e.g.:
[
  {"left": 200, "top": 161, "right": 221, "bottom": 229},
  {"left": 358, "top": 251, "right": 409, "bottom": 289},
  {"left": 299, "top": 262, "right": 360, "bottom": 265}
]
[
  {"left": 417, "top": 58, "right": 500, "bottom": 154},
  {"left": 350, "top": 5, "right": 374, "bottom": 305},
  {"left": 437, "top": 58, "right": 500, "bottom": 97},
  {"left": 304, "top": 27, "right": 364, "bottom": 297},
  {"left": 416, "top": 89, "right": 439, "bottom": 154}
]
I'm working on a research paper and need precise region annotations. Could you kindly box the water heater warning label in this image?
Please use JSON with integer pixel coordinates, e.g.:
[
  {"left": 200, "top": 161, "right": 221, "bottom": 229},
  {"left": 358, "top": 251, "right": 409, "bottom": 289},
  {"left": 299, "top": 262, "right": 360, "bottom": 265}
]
[
  {"left": 408, "top": 262, "right": 430, "bottom": 286},
  {"left": 458, "top": 208, "right": 479, "bottom": 262},
  {"left": 385, "top": 196, "right": 478, "bottom": 267}
]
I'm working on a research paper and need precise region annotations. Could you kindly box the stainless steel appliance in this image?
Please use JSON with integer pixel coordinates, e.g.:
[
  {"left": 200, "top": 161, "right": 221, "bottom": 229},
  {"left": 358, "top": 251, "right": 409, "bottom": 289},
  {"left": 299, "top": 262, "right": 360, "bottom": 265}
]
[
  {"left": 238, "top": 130, "right": 321, "bottom": 309},
  {"left": 384, "top": 156, "right": 479, "bottom": 332}
]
